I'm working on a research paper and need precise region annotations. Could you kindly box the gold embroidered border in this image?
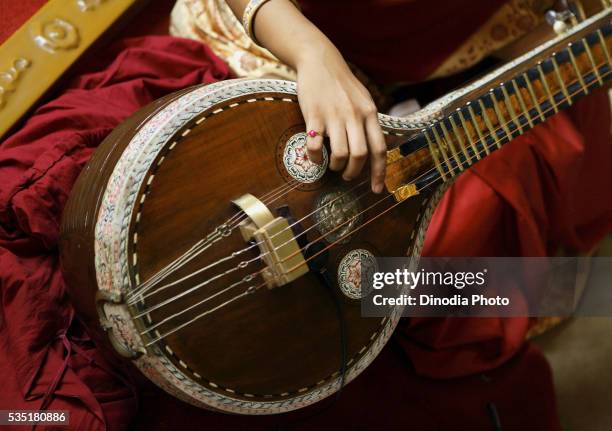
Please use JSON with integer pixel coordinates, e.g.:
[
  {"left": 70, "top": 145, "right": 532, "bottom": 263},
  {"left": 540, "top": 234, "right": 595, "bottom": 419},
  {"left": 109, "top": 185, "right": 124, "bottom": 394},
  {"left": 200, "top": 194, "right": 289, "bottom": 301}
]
[
  {"left": 429, "top": 0, "right": 554, "bottom": 80},
  {"left": 0, "top": 0, "right": 144, "bottom": 140}
]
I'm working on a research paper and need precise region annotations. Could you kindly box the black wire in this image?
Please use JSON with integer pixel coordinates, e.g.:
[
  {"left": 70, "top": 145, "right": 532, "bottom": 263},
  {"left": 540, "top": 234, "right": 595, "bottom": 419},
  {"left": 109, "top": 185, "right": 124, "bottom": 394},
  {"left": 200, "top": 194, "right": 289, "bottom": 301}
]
[
  {"left": 486, "top": 402, "right": 503, "bottom": 431},
  {"left": 274, "top": 247, "right": 348, "bottom": 430},
  {"left": 320, "top": 267, "right": 348, "bottom": 393}
]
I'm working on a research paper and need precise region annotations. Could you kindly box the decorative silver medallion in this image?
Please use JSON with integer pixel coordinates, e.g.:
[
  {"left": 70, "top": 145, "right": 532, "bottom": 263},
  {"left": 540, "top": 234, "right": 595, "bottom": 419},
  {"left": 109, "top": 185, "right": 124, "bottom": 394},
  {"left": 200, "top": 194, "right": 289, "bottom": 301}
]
[
  {"left": 314, "top": 189, "right": 362, "bottom": 244},
  {"left": 337, "top": 249, "right": 378, "bottom": 299},
  {"left": 283, "top": 132, "right": 328, "bottom": 183}
]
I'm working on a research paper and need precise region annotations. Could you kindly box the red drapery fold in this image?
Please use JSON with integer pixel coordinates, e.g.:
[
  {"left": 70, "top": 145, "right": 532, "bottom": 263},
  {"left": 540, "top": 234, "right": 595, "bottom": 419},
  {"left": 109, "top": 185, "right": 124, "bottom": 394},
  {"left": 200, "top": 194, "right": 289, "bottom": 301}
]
[
  {"left": 298, "top": 0, "right": 509, "bottom": 82},
  {"left": 0, "top": 36, "right": 230, "bottom": 430}
]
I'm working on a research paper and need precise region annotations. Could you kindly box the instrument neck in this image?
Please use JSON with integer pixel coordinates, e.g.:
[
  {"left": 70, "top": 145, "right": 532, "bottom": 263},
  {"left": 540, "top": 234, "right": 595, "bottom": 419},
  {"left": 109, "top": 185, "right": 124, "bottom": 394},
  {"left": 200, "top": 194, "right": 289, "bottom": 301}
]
[{"left": 400, "top": 10, "right": 611, "bottom": 194}]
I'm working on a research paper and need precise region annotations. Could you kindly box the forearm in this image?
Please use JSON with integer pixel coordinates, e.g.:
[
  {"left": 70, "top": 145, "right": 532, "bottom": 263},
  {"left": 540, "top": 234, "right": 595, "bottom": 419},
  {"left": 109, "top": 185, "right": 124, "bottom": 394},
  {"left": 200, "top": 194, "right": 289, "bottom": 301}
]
[{"left": 225, "top": 0, "right": 340, "bottom": 70}]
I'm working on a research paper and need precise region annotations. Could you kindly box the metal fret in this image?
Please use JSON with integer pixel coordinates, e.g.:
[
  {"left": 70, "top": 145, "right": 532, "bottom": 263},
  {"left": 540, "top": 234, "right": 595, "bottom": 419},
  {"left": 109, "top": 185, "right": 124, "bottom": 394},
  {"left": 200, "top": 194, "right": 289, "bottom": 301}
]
[
  {"left": 523, "top": 72, "right": 546, "bottom": 121},
  {"left": 583, "top": 38, "right": 603, "bottom": 85},
  {"left": 457, "top": 108, "right": 481, "bottom": 160},
  {"left": 467, "top": 103, "right": 490, "bottom": 155},
  {"left": 477, "top": 99, "right": 501, "bottom": 149},
  {"left": 386, "top": 147, "right": 402, "bottom": 164},
  {"left": 423, "top": 129, "right": 448, "bottom": 181},
  {"left": 537, "top": 63, "right": 558, "bottom": 113},
  {"left": 439, "top": 121, "right": 464, "bottom": 171},
  {"left": 551, "top": 55, "right": 572, "bottom": 105},
  {"left": 501, "top": 83, "right": 524, "bottom": 133},
  {"left": 490, "top": 90, "right": 513, "bottom": 139},
  {"left": 448, "top": 115, "right": 471, "bottom": 163},
  {"left": 597, "top": 29, "right": 611, "bottom": 65},
  {"left": 568, "top": 43, "right": 589, "bottom": 94},
  {"left": 430, "top": 125, "right": 454, "bottom": 176},
  {"left": 510, "top": 80, "right": 533, "bottom": 128}
]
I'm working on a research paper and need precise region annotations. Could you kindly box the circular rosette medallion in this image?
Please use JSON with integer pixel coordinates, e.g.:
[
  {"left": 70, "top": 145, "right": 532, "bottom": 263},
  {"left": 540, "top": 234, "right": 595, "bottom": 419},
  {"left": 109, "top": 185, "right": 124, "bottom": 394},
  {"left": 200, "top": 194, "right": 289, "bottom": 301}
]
[
  {"left": 337, "top": 249, "right": 378, "bottom": 300},
  {"left": 313, "top": 188, "right": 362, "bottom": 244},
  {"left": 283, "top": 132, "right": 328, "bottom": 183}
]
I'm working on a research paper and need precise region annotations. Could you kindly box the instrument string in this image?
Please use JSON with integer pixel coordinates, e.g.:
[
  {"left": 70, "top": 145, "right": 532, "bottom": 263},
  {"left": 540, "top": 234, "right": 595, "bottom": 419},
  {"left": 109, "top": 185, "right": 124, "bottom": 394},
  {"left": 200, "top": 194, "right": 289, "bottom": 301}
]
[
  {"left": 131, "top": 67, "right": 610, "bottom": 306},
  {"left": 278, "top": 69, "right": 612, "bottom": 274},
  {"left": 134, "top": 183, "right": 384, "bottom": 318},
  {"left": 129, "top": 72, "right": 610, "bottom": 314},
  {"left": 126, "top": 178, "right": 370, "bottom": 302},
  {"left": 131, "top": 116, "right": 446, "bottom": 297},
  {"left": 228, "top": 179, "right": 302, "bottom": 226},
  {"left": 128, "top": 181, "right": 373, "bottom": 304},
  {"left": 128, "top": 178, "right": 302, "bottom": 298},
  {"left": 222, "top": 178, "right": 302, "bottom": 227},
  {"left": 140, "top": 71, "right": 612, "bottom": 346},
  {"left": 144, "top": 283, "right": 265, "bottom": 345},
  {"left": 131, "top": 161, "right": 360, "bottom": 299},
  {"left": 141, "top": 165, "right": 434, "bottom": 344}
]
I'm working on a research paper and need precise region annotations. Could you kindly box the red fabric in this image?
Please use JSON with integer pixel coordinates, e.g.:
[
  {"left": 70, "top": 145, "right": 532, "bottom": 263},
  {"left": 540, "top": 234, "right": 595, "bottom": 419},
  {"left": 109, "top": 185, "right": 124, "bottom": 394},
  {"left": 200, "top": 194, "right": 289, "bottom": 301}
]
[
  {"left": 299, "top": 0, "right": 508, "bottom": 82},
  {"left": 0, "top": 36, "right": 230, "bottom": 430},
  {"left": 0, "top": 0, "right": 46, "bottom": 44},
  {"left": 396, "top": 89, "right": 612, "bottom": 379}
]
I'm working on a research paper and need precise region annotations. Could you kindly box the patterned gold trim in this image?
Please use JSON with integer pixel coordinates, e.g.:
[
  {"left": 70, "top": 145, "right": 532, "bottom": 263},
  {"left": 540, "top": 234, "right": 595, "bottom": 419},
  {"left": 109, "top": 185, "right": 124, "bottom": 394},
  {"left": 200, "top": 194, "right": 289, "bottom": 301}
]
[
  {"left": 0, "top": 0, "right": 143, "bottom": 139},
  {"left": 430, "top": 0, "right": 554, "bottom": 79}
]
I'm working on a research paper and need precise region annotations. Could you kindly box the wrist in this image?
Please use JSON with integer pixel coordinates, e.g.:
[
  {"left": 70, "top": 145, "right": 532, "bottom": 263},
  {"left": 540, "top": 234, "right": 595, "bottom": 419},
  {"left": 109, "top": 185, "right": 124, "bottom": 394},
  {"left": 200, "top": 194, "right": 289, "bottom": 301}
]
[{"left": 293, "top": 37, "right": 343, "bottom": 71}]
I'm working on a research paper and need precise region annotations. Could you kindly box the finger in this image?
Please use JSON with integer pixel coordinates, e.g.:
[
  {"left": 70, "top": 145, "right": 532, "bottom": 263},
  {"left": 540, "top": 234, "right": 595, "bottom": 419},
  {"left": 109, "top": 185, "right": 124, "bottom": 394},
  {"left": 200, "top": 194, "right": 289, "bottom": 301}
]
[
  {"left": 343, "top": 119, "right": 368, "bottom": 181},
  {"left": 327, "top": 121, "right": 349, "bottom": 172},
  {"left": 304, "top": 115, "right": 325, "bottom": 165},
  {"left": 365, "top": 114, "right": 387, "bottom": 193}
]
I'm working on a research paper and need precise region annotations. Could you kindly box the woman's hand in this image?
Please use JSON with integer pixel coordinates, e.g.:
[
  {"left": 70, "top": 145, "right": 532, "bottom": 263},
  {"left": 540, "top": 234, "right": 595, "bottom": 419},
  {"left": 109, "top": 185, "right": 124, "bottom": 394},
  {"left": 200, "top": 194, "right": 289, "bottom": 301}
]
[
  {"left": 225, "top": 0, "right": 387, "bottom": 193},
  {"left": 295, "top": 43, "right": 387, "bottom": 193}
]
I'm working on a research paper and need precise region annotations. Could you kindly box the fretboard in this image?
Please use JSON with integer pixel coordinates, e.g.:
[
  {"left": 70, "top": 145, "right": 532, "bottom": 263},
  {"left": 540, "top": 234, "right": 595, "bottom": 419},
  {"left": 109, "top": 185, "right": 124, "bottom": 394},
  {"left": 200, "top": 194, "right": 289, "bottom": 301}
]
[{"left": 395, "top": 9, "right": 611, "bottom": 195}]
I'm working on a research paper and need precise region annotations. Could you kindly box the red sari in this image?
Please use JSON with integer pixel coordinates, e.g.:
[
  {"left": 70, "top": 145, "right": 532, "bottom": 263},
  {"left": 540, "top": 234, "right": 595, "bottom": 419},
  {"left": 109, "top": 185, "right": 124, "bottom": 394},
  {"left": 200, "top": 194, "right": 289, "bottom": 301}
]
[{"left": 299, "top": 0, "right": 510, "bottom": 82}]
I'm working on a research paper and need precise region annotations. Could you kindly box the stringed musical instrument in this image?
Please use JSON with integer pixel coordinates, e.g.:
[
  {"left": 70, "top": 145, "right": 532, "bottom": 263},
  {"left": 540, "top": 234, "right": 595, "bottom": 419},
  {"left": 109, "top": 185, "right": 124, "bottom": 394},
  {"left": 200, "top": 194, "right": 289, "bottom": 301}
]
[{"left": 60, "top": 5, "right": 611, "bottom": 414}]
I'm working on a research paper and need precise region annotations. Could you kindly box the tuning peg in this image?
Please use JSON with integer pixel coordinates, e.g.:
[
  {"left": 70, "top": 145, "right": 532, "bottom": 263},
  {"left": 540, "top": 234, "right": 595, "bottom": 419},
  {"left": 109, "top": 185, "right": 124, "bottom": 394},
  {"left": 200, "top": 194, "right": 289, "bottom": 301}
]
[{"left": 545, "top": 9, "right": 576, "bottom": 34}]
